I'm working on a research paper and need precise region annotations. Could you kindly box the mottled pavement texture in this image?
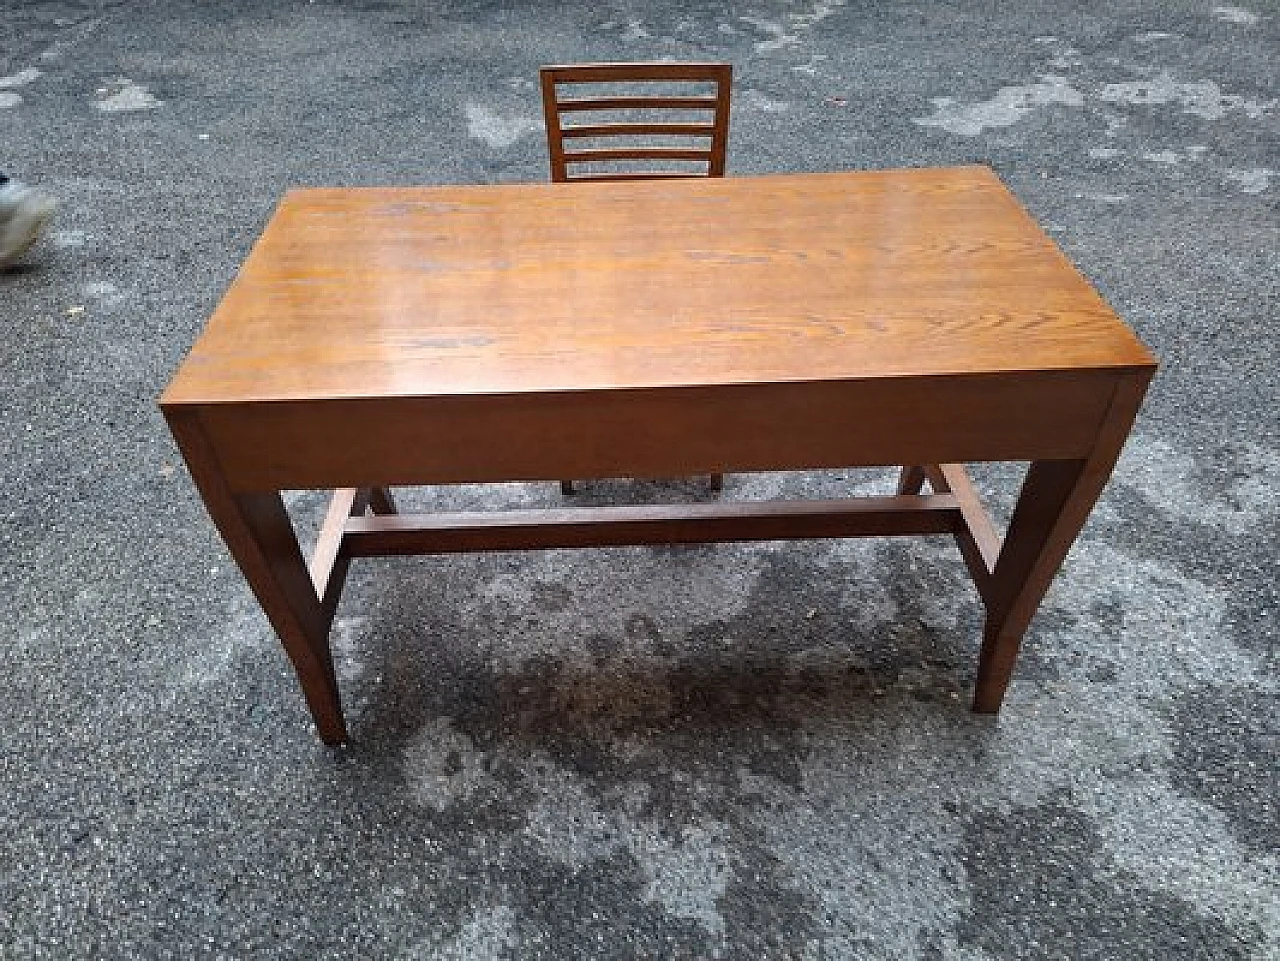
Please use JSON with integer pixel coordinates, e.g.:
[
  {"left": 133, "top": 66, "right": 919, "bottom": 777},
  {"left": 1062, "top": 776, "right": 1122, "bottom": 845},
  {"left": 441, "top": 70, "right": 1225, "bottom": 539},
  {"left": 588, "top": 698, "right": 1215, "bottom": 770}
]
[{"left": 2, "top": 0, "right": 1277, "bottom": 958}]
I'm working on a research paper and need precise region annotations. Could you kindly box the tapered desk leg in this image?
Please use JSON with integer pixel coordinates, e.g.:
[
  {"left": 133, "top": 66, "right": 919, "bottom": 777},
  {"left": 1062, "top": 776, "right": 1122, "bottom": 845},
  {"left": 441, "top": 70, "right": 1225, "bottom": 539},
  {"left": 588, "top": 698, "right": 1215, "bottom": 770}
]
[
  {"left": 973, "top": 374, "right": 1151, "bottom": 713},
  {"left": 975, "top": 459, "right": 1090, "bottom": 712},
  {"left": 165, "top": 411, "right": 348, "bottom": 743}
]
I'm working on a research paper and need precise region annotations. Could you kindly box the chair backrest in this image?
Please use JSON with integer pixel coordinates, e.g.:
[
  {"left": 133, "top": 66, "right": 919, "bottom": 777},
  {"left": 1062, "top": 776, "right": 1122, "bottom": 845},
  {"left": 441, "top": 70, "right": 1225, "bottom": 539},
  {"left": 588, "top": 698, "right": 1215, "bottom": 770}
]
[{"left": 539, "top": 63, "right": 732, "bottom": 183}]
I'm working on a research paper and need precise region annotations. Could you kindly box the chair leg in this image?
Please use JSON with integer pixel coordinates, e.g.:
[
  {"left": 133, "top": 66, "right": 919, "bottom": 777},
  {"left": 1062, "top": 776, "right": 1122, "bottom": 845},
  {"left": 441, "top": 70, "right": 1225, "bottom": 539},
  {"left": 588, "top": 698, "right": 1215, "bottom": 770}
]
[
  {"left": 368, "top": 486, "right": 398, "bottom": 515},
  {"left": 896, "top": 466, "right": 927, "bottom": 495},
  {"left": 560, "top": 480, "right": 576, "bottom": 495}
]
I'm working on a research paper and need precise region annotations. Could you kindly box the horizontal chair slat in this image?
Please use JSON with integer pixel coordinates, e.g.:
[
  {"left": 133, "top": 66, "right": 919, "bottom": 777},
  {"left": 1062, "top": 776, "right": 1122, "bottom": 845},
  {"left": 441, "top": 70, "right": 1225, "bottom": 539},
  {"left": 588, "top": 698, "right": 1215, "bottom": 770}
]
[
  {"left": 340, "top": 496, "right": 963, "bottom": 556},
  {"left": 560, "top": 122, "right": 717, "bottom": 138},
  {"left": 563, "top": 148, "right": 712, "bottom": 163},
  {"left": 564, "top": 172, "right": 709, "bottom": 181},
  {"left": 557, "top": 96, "right": 720, "bottom": 111},
  {"left": 543, "top": 62, "right": 732, "bottom": 83}
]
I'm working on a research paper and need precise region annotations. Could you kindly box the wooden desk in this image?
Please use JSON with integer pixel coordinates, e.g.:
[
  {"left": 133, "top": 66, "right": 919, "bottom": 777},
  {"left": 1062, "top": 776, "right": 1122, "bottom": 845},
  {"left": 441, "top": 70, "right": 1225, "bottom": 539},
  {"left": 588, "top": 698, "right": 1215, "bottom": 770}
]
[{"left": 161, "top": 167, "right": 1156, "bottom": 743}]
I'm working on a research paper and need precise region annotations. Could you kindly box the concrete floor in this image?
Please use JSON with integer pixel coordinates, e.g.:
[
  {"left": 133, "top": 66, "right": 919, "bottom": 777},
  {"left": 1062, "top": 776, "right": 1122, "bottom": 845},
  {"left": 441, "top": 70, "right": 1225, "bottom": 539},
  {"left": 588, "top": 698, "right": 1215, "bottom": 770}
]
[{"left": 2, "top": 0, "right": 1277, "bottom": 957}]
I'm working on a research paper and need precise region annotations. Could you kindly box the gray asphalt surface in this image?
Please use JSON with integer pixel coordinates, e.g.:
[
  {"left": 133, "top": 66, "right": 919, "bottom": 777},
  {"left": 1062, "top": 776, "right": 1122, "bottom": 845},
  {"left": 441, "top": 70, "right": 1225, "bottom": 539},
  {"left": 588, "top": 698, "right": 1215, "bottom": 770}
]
[{"left": 1, "top": 0, "right": 1277, "bottom": 958}]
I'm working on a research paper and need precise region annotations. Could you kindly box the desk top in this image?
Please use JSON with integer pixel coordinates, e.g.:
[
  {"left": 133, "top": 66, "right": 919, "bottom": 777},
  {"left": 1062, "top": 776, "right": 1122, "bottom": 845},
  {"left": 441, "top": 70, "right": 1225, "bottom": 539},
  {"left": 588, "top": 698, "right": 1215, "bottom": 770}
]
[{"left": 161, "top": 167, "right": 1156, "bottom": 406}]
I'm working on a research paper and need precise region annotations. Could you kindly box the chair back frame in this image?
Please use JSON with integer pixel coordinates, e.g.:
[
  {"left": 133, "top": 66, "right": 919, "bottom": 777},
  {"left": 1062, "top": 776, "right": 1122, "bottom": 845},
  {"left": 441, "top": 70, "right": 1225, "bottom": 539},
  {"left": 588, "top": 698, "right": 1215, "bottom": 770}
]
[{"left": 539, "top": 62, "right": 732, "bottom": 183}]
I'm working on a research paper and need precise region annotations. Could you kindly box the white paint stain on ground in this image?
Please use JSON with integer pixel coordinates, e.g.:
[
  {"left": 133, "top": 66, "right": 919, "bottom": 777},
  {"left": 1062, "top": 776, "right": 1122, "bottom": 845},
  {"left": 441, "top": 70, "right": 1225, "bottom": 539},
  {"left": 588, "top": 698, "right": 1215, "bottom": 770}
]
[
  {"left": 80, "top": 280, "right": 128, "bottom": 308},
  {"left": 991, "top": 545, "right": 1280, "bottom": 944},
  {"left": 94, "top": 78, "right": 161, "bottom": 112},
  {"left": 0, "top": 67, "right": 41, "bottom": 108},
  {"left": 1092, "top": 775, "right": 1280, "bottom": 949},
  {"left": 1047, "top": 46, "right": 1084, "bottom": 70},
  {"left": 518, "top": 752, "right": 731, "bottom": 940},
  {"left": 1101, "top": 110, "right": 1128, "bottom": 138},
  {"left": 913, "top": 75, "right": 1084, "bottom": 136},
  {"left": 402, "top": 716, "right": 495, "bottom": 811},
  {"left": 50, "top": 229, "right": 87, "bottom": 248},
  {"left": 740, "top": 88, "right": 792, "bottom": 113},
  {"left": 1088, "top": 146, "right": 1123, "bottom": 159},
  {"left": 621, "top": 17, "right": 649, "bottom": 40},
  {"left": 596, "top": 17, "right": 651, "bottom": 39},
  {"left": 1223, "top": 167, "right": 1275, "bottom": 193},
  {"left": 521, "top": 754, "right": 622, "bottom": 866},
  {"left": 1097, "top": 70, "right": 1275, "bottom": 120},
  {"left": 331, "top": 614, "right": 371, "bottom": 687},
  {"left": 1115, "top": 435, "right": 1280, "bottom": 535},
  {"left": 1074, "top": 192, "right": 1130, "bottom": 203},
  {"left": 919, "top": 43, "right": 1275, "bottom": 144},
  {"left": 792, "top": 53, "right": 829, "bottom": 76},
  {"left": 634, "top": 823, "right": 732, "bottom": 939},
  {"left": 759, "top": 526, "right": 1278, "bottom": 952},
  {"left": 0, "top": 67, "right": 42, "bottom": 88},
  {"left": 406, "top": 730, "right": 737, "bottom": 941},
  {"left": 464, "top": 103, "right": 540, "bottom": 150},
  {"left": 1133, "top": 31, "right": 1176, "bottom": 42},
  {"left": 741, "top": 0, "right": 845, "bottom": 52},
  {"left": 1212, "top": 5, "right": 1261, "bottom": 24},
  {"left": 740, "top": 15, "right": 799, "bottom": 51},
  {"left": 793, "top": 0, "right": 846, "bottom": 31},
  {"left": 180, "top": 609, "right": 270, "bottom": 685},
  {"left": 420, "top": 903, "right": 519, "bottom": 961}
]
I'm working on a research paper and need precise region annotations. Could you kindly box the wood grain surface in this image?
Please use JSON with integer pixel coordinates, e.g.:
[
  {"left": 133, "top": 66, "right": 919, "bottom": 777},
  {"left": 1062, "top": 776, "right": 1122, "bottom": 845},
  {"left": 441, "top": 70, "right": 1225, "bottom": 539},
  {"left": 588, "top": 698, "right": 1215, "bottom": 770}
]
[{"left": 161, "top": 167, "right": 1155, "bottom": 408}]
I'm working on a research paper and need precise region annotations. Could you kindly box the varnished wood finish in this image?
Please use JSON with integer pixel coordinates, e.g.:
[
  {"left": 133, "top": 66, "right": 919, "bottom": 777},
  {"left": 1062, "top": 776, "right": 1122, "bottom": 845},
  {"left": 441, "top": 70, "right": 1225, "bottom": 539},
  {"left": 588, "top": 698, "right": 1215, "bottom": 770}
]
[
  {"left": 562, "top": 123, "right": 717, "bottom": 138},
  {"left": 161, "top": 168, "right": 1158, "bottom": 740},
  {"left": 368, "top": 486, "right": 397, "bottom": 516},
  {"left": 340, "top": 495, "right": 963, "bottom": 556},
  {"left": 309, "top": 487, "right": 361, "bottom": 595},
  {"left": 184, "top": 371, "right": 1122, "bottom": 490},
  {"left": 164, "top": 409, "right": 347, "bottom": 743},
  {"left": 161, "top": 170, "right": 1153, "bottom": 408},
  {"left": 973, "top": 373, "right": 1151, "bottom": 712},
  {"left": 539, "top": 63, "right": 732, "bottom": 182},
  {"left": 926, "top": 463, "right": 1002, "bottom": 603},
  {"left": 541, "top": 62, "right": 731, "bottom": 493},
  {"left": 309, "top": 487, "right": 370, "bottom": 627},
  {"left": 896, "top": 466, "right": 927, "bottom": 496},
  {"left": 935, "top": 463, "right": 1002, "bottom": 573}
]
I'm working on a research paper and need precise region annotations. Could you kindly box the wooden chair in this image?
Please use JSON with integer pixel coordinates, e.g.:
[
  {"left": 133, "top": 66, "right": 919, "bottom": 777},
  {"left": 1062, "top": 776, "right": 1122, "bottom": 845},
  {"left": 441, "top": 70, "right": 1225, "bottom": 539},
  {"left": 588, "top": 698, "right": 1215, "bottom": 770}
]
[
  {"left": 540, "top": 62, "right": 731, "bottom": 493},
  {"left": 539, "top": 62, "right": 732, "bottom": 183}
]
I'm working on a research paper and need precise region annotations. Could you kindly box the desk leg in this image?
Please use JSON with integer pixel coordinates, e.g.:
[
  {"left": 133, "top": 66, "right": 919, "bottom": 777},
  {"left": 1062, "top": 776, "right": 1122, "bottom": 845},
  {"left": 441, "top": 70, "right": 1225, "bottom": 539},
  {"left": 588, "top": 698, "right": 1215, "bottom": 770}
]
[
  {"left": 973, "top": 374, "right": 1150, "bottom": 713},
  {"left": 166, "top": 411, "right": 348, "bottom": 743}
]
